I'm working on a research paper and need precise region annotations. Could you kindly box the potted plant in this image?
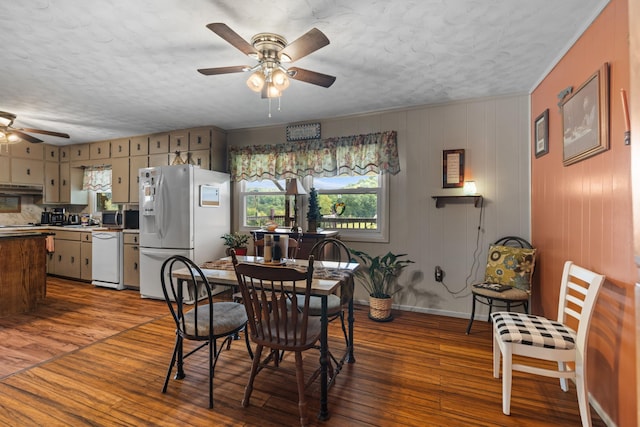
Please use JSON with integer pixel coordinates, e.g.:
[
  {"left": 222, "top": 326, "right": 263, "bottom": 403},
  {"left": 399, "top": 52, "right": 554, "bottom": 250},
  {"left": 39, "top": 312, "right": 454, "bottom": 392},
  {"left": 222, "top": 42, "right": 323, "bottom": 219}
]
[
  {"left": 306, "top": 187, "right": 322, "bottom": 232},
  {"left": 221, "top": 232, "right": 250, "bottom": 256},
  {"left": 351, "top": 249, "right": 414, "bottom": 321}
]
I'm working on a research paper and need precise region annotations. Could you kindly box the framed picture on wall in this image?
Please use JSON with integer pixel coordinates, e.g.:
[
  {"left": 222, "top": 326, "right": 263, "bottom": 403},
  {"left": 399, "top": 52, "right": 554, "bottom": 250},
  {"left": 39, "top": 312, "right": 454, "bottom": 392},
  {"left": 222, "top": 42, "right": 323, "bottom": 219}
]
[
  {"left": 534, "top": 109, "right": 549, "bottom": 158},
  {"left": 442, "top": 149, "right": 465, "bottom": 188},
  {"left": 560, "top": 63, "right": 609, "bottom": 166}
]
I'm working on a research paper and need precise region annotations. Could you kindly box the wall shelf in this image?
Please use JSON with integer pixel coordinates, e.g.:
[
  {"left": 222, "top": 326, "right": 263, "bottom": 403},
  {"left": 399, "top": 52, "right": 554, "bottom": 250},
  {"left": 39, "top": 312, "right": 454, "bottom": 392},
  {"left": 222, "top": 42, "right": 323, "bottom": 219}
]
[{"left": 432, "top": 195, "right": 483, "bottom": 208}]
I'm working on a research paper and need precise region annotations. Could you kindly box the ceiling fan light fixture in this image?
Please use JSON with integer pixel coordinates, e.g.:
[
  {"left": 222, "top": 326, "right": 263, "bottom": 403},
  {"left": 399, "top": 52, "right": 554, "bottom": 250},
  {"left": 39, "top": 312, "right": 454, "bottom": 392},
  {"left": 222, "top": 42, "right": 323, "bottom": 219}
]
[
  {"left": 246, "top": 70, "right": 265, "bottom": 92},
  {"left": 7, "top": 132, "right": 20, "bottom": 143},
  {"left": 272, "top": 68, "right": 290, "bottom": 91},
  {"left": 266, "top": 82, "right": 281, "bottom": 98},
  {"left": 280, "top": 53, "right": 292, "bottom": 63}
]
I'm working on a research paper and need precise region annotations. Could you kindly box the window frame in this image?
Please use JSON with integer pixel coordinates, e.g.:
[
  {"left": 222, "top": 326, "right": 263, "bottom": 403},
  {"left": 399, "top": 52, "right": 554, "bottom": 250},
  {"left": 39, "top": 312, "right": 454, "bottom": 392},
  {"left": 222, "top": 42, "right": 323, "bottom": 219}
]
[{"left": 236, "top": 174, "right": 389, "bottom": 243}]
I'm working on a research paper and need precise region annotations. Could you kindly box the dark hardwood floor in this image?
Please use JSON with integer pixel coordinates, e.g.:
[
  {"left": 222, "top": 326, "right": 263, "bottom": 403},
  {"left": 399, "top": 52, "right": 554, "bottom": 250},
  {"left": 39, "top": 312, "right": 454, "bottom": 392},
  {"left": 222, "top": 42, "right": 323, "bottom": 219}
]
[{"left": 0, "top": 277, "right": 605, "bottom": 426}]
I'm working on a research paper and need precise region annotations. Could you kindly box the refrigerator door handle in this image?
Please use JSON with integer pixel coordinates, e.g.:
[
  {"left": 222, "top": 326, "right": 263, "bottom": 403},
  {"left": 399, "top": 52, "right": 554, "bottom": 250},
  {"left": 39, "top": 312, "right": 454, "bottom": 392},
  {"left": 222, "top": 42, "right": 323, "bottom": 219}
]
[{"left": 155, "top": 173, "right": 165, "bottom": 239}]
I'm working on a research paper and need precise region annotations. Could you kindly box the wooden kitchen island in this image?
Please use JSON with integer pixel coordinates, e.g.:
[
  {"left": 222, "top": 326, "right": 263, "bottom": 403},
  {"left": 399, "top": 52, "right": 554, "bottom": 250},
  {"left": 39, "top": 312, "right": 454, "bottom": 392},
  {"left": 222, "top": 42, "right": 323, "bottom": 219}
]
[{"left": 0, "top": 232, "right": 49, "bottom": 317}]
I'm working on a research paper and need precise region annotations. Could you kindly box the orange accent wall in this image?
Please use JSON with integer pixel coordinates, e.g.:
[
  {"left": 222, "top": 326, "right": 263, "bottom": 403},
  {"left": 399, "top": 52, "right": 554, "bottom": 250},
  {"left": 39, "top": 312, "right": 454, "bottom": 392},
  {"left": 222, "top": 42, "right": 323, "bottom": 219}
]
[{"left": 531, "top": 0, "right": 635, "bottom": 425}]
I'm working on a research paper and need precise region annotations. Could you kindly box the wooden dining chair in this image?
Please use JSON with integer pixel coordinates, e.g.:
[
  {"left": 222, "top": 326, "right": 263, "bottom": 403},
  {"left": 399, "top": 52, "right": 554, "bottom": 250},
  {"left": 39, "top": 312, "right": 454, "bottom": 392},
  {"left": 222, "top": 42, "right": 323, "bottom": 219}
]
[
  {"left": 295, "top": 238, "right": 353, "bottom": 348},
  {"left": 492, "top": 261, "right": 605, "bottom": 426},
  {"left": 253, "top": 233, "right": 302, "bottom": 259},
  {"left": 230, "top": 251, "right": 320, "bottom": 427},
  {"left": 160, "top": 255, "right": 251, "bottom": 409}
]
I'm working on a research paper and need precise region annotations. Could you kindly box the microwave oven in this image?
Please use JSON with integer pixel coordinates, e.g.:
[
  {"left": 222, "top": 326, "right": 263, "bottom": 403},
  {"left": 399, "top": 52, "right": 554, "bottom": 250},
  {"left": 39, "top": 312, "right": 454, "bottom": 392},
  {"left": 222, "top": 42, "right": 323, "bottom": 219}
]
[{"left": 102, "top": 211, "right": 123, "bottom": 227}]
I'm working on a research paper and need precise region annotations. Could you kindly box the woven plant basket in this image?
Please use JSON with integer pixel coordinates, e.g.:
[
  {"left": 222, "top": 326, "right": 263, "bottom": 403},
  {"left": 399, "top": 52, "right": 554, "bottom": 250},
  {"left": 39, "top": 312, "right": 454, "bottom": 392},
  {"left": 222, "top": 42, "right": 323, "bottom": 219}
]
[{"left": 369, "top": 295, "right": 393, "bottom": 321}]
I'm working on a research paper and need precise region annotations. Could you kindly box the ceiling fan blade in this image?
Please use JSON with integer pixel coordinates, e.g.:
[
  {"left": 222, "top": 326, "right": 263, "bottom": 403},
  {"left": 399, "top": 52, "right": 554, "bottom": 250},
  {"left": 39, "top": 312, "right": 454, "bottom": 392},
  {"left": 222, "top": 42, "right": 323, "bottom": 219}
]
[
  {"left": 206, "top": 23, "right": 258, "bottom": 57},
  {"left": 197, "top": 65, "right": 250, "bottom": 76},
  {"left": 288, "top": 67, "right": 336, "bottom": 88},
  {"left": 280, "top": 28, "right": 329, "bottom": 62},
  {"left": 12, "top": 130, "right": 43, "bottom": 144},
  {"left": 20, "top": 128, "right": 70, "bottom": 138}
]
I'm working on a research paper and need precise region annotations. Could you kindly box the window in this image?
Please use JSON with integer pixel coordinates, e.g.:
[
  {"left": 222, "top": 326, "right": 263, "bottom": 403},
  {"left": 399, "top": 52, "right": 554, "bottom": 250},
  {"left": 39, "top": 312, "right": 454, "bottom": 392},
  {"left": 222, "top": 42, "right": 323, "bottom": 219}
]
[
  {"left": 238, "top": 173, "right": 389, "bottom": 242},
  {"left": 240, "top": 179, "right": 287, "bottom": 227},
  {"left": 310, "top": 173, "right": 388, "bottom": 242}
]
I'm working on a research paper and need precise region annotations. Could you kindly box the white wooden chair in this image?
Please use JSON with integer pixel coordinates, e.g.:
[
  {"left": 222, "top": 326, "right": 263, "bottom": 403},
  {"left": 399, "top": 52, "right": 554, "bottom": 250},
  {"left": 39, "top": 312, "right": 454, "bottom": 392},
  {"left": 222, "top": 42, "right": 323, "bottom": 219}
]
[{"left": 491, "top": 261, "right": 605, "bottom": 427}]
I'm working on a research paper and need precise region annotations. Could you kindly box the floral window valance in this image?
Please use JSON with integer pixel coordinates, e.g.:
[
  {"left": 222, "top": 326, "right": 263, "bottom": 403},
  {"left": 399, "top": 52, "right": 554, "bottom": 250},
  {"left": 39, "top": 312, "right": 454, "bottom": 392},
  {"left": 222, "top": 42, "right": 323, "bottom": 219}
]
[
  {"left": 228, "top": 130, "right": 399, "bottom": 181},
  {"left": 82, "top": 166, "right": 112, "bottom": 191}
]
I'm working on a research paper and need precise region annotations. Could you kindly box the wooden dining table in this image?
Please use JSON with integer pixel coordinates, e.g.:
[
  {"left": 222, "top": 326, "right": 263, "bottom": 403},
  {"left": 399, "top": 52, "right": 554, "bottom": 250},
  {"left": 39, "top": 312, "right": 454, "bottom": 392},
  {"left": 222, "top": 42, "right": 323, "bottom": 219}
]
[{"left": 172, "top": 255, "right": 358, "bottom": 421}]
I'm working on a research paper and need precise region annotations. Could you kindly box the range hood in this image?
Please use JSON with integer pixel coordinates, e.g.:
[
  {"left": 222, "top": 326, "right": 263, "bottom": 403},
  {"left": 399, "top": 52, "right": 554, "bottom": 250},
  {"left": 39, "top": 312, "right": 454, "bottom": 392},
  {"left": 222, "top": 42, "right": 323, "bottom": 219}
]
[{"left": 0, "top": 184, "right": 44, "bottom": 196}]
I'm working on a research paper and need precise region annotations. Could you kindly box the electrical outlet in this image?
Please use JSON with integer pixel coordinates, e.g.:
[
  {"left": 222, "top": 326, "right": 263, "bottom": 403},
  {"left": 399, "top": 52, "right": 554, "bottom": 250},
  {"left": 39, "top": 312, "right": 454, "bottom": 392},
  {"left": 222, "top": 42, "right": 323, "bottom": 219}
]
[{"left": 435, "top": 266, "right": 443, "bottom": 282}]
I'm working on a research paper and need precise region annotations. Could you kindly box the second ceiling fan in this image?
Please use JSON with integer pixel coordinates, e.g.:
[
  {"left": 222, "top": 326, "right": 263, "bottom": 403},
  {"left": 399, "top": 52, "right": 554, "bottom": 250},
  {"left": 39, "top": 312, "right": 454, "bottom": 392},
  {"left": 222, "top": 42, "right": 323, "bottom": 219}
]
[{"left": 198, "top": 23, "right": 336, "bottom": 98}]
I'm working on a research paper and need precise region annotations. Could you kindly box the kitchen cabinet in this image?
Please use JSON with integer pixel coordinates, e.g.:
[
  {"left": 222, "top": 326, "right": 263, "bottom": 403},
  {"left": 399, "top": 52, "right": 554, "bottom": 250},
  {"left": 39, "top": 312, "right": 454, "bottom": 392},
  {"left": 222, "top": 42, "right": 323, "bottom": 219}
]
[
  {"left": 69, "top": 143, "right": 90, "bottom": 161},
  {"left": 9, "top": 140, "right": 44, "bottom": 160},
  {"left": 90, "top": 141, "right": 110, "bottom": 160},
  {"left": 80, "top": 232, "right": 92, "bottom": 281},
  {"left": 149, "top": 133, "right": 169, "bottom": 154},
  {"left": 130, "top": 135, "right": 148, "bottom": 156},
  {"left": 148, "top": 153, "right": 169, "bottom": 167},
  {"left": 111, "top": 157, "right": 130, "bottom": 203},
  {"left": 129, "top": 156, "right": 148, "bottom": 204},
  {"left": 123, "top": 233, "right": 140, "bottom": 289},
  {"left": 50, "top": 230, "right": 82, "bottom": 280},
  {"left": 11, "top": 157, "right": 44, "bottom": 185},
  {"left": 0, "top": 155, "right": 8, "bottom": 183},
  {"left": 59, "top": 163, "right": 88, "bottom": 205},
  {"left": 169, "top": 130, "right": 188, "bottom": 153},
  {"left": 44, "top": 161, "right": 60, "bottom": 203},
  {"left": 59, "top": 146, "right": 70, "bottom": 162},
  {"left": 45, "top": 145, "right": 59, "bottom": 162},
  {"left": 211, "top": 127, "right": 227, "bottom": 172},
  {"left": 111, "top": 138, "right": 129, "bottom": 158},
  {"left": 189, "top": 127, "right": 211, "bottom": 151},
  {"left": 189, "top": 149, "right": 210, "bottom": 169}
]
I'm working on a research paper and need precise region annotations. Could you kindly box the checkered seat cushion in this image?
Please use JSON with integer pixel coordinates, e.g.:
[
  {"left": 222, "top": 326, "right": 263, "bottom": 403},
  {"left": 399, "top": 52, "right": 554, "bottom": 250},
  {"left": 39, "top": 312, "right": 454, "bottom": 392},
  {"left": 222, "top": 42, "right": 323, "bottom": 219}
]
[{"left": 491, "top": 312, "right": 576, "bottom": 349}]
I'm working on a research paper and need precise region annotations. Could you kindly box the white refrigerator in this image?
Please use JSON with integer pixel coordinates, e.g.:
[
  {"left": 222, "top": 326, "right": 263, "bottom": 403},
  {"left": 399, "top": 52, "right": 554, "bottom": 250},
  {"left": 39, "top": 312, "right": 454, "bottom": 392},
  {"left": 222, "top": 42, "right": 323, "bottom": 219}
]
[{"left": 138, "top": 165, "right": 230, "bottom": 300}]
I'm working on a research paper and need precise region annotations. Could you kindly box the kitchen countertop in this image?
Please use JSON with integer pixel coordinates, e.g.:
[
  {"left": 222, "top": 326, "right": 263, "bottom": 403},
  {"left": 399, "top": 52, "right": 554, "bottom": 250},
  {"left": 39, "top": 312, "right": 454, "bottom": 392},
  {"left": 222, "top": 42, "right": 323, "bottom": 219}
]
[{"left": 0, "top": 226, "right": 139, "bottom": 234}]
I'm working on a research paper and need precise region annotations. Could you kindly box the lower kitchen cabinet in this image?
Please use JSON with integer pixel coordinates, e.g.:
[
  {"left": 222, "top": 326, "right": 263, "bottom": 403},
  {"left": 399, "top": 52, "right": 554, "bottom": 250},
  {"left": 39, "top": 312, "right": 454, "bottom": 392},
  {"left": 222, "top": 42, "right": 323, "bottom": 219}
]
[
  {"left": 51, "top": 234, "right": 81, "bottom": 279},
  {"left": 80, "top": 232, "right": 92, "bottom": 281},
  {"left": 123, "top": 232, "right": 140, "bottom": 289},
  {"left": 47, "top": 230, "right": 87, "bottom": 281}
]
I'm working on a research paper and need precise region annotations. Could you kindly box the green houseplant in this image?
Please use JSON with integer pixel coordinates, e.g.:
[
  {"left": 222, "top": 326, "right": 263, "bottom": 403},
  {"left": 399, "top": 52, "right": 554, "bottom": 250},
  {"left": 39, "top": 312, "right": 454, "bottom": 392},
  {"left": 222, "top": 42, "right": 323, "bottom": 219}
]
[
  {"left": 351, "top": 249, "right": 414, "bottom": 321},
  {"left": 221, "top": 232, "right": 250, "bottom": 256},
  {"left": 306, "top": 187, "right": 322, "bottom": 232}
]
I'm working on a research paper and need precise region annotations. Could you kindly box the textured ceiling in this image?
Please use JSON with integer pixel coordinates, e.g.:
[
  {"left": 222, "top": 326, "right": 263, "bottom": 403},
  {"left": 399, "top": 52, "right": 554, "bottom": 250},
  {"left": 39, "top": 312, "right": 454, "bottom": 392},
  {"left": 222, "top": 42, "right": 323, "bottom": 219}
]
[{"left": 1, "top": 0, "right": 607, "bottom": 145}]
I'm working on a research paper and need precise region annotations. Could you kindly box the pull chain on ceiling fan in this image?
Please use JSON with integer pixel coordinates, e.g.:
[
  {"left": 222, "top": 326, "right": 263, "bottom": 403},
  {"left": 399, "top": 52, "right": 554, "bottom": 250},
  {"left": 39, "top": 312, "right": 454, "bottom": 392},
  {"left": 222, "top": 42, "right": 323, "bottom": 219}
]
[
  {"left": 197, "top": 23, "right": 336, "bottom": 116},
  {"left": 0, "top": 111, "right": 70, "bottom": 147}
]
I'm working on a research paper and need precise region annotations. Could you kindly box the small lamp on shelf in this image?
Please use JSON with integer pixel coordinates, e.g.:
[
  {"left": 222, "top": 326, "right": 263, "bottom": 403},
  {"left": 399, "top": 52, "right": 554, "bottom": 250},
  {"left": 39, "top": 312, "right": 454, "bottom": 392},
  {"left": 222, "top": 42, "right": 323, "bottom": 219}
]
[{"left": 463, "top": 181, "right": 477, "bottom": 195}]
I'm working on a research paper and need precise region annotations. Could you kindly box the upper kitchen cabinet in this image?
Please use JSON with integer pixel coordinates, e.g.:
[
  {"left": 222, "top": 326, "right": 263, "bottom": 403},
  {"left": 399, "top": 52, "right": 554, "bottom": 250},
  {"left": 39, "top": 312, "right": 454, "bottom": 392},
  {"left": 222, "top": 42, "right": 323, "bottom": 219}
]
[
  {"left": 11, "top": 157, "right": 44, "bottom": 185},
  {"left": 60, "top": 146, "right": 70, "bottom": 162},
  {"left": 149, "top": 133, "right": 169, "bottom": 154},
  {"left": 0, "top": 153, "right": 9, "bottom": 183},
  {"left": 169, "top": 130, "right": 188, "bottom": 153},
  {"left": 130, "top": 135, "right": 148, "bottom": 156},
  {"left": 45, "top": 144, "right": 59, "bottom": 162},
  {"left": 189, "top": 150, "right": 210, "bottom": 169},
  {"left": 110, "top": 138, "right": 130, "bottom": 158},
  {"left": 189, "top": 127, "right": 211, "bottom": 151},
  {"left": 9, "top": 140, "right": 44, "bottom": 160},
  {"left": 69, "top": 143, "right": 90, "bottom": 162},
  {"left": 211, "top": 127, "right": 227, "bottom": 172},
  {"left": 44, "top": 161, "right": 60, "bottom": 203},
  {"left": 60, "top": 163, "right": 87, "bottom": 205},
  {"left": 111, "top": 157, "right": 130, "bottom": 203},
  {"left": 90, "top": 140, "right": 110, "bottom": 160},
  {"left": 129, "top": 156, "right": 148, "bottom": 204}
]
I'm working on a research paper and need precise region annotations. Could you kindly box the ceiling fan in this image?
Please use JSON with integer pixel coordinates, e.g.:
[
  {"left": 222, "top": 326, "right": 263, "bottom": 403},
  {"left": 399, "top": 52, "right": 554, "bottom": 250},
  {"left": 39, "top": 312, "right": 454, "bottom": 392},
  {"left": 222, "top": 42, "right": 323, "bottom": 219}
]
[
  {"left": 0, "top": 111, "right": 70, "bottom": 144},
  {"left": 197, "top": 23, "right": 336, "bottom": 99}
]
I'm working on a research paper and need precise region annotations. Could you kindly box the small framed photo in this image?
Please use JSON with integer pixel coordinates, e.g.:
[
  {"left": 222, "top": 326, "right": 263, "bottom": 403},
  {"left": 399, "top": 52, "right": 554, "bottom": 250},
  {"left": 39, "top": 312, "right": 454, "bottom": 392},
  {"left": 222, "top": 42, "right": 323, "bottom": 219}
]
[
  {"left": 442, "top": 149, "right": 465, "bottom": 188},
  {"left": 561, "top": 63, "right": 609, "bottom": 166},
  {"left": 534, "top": 109, "right": 549, "bottom": 158}
]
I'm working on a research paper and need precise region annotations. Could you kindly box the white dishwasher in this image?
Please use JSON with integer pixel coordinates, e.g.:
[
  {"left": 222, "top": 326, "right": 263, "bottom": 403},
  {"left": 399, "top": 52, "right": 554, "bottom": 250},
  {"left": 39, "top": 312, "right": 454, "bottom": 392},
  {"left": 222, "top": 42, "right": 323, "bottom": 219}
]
[{"left": 92, "top": 230, "right": 124, "bottom": 290}]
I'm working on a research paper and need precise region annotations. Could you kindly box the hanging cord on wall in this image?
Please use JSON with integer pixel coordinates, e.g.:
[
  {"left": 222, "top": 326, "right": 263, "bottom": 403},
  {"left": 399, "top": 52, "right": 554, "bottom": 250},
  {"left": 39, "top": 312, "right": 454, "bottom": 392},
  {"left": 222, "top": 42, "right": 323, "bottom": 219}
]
[{"left": 439, "top": 198, "right": 485, "bottom": 298}]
